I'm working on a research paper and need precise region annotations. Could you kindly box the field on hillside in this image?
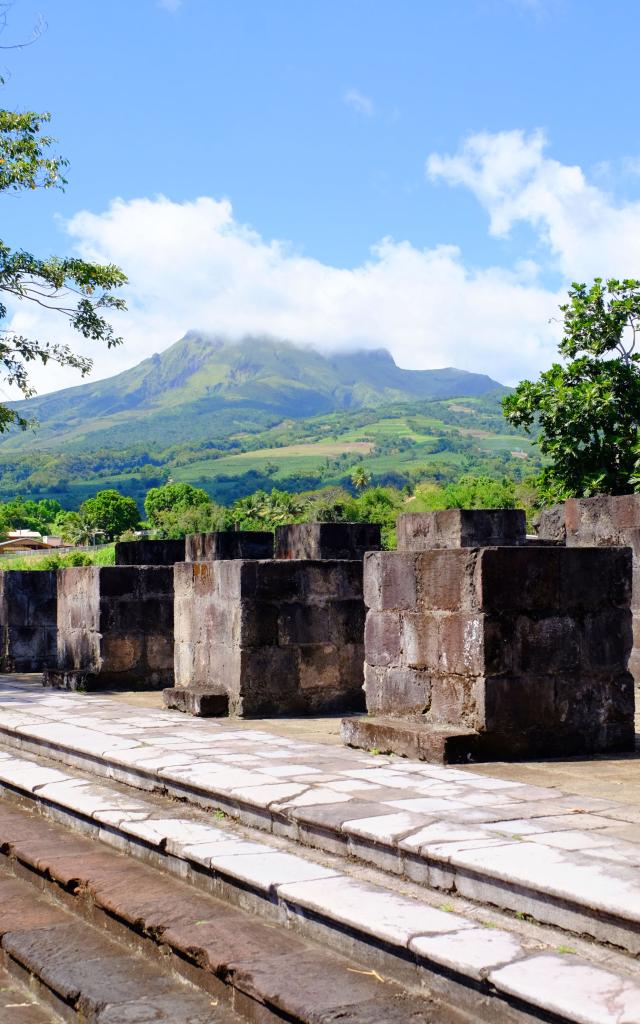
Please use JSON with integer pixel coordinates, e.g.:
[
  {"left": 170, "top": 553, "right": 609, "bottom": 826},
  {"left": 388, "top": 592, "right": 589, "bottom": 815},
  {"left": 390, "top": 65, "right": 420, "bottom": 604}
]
[{"left": 0, "top": 395, "right": 540, "bottom": 509}]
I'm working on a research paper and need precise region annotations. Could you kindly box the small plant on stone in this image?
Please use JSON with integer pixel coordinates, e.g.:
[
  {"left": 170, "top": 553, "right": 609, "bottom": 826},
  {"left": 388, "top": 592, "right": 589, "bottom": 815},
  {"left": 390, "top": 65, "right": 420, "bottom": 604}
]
[{"left": 213, "top": 809, "right": 226, "bottom": 820}]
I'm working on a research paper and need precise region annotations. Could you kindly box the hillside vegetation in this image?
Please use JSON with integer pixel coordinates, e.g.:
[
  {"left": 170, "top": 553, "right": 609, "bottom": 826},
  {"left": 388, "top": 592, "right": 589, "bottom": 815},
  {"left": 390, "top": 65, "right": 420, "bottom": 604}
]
[{"left": 0, "top": 334, "right": 537, "bottom": 506}]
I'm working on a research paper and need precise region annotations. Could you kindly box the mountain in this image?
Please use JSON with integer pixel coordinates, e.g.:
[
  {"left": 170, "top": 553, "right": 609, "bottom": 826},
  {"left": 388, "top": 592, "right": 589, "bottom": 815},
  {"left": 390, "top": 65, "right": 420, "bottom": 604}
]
[{"left": 2, "top": 333, "right": 504, "bottom": 453}]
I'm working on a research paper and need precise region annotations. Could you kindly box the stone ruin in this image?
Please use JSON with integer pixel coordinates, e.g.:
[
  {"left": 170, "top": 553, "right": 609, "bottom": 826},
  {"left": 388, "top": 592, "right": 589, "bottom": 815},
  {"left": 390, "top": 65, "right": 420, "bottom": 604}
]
[
  {"left": 342, "top": 508, "right": 635, "bottom": 762},
  {"left": 164, "top": 523, "right": 381, "bottom": 717},
  {"left": 185, "top": 530, "right": 273, "bottom": 562},
  {"left": 43, "top": 566, "right": 174, "bottom": 691},
  {"left": 537, "top": 493, "right": 640, "bottom": 702},
  {"left": 0, "top": 570, "right": 57, "bottom": 673},
  {"left": 115, "top": 538, "right": 186, "bottom": 565}
]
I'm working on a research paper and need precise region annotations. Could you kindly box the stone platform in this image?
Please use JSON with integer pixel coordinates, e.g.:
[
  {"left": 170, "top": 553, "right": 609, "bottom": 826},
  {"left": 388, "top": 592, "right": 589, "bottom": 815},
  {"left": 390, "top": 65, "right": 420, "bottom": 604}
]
[{"left": 1, "top": 676, "right": 640, "bottom": 1023}]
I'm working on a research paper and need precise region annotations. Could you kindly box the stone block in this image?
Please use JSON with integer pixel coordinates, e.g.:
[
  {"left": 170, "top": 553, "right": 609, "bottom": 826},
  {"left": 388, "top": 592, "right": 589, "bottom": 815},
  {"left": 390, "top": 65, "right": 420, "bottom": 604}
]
[
  {"left": 533, "top": 504, "right": 566, "bottom": 544},
  {"left": 275, "top": 521, "right": 381, "bottom": 561},
  {"left": 115, "top": 539, "right": 185, "bottom": 565},
  {"left": 44, "top": 566, "right": 174, "bottom": 691},
  {"left": 171, "top": 558, "right": 366, "bottom": 717},
  {"left": 350, "top": 544, "right": 635, "bottom": 762},
  {"left": 397, "top": 508, "right": 526, "bottom": 551},
  {"left": 185, "top": 530, "right": 273, "bottom": 562},
  {"left": 0, "top": 570, "right": 58, "bottom": 672}
]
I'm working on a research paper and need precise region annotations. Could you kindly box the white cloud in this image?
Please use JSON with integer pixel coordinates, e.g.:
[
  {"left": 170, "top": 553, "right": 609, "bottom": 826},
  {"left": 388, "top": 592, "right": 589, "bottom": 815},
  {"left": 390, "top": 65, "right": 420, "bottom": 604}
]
[
  {"left": 427, "top": 129, "right": 640, "bottom": 280},
  {"left": 7, "top": 128, "right": 640, "bottom": 401},
  {"left": 343, "top": 89, "right": 374, "bottom": 117}
]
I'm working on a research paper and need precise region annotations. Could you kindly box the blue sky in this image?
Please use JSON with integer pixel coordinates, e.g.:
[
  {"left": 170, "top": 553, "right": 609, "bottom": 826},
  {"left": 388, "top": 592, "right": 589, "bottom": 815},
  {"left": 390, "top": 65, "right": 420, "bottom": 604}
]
[{"left": 4, "top": 0, "right": 640, "bottom": 392}]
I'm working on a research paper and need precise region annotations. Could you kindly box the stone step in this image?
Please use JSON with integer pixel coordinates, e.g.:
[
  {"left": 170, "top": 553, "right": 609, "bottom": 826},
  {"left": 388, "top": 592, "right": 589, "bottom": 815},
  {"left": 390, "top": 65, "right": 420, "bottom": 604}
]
[
  {"left": 2, "top": 682, "right": 640, "bottom": 959},
  {"left": 0, "top": 797, "right": 475, "bottom": 1024},
  {"left": 0, "top": 862, "right": 235, "bottom": 1023},
  {"left": 0, "top": 964, "right": 59, "bottom": 1024},
  {"left": 0, "top": 744, "right": 639, "bottom": 1024}
]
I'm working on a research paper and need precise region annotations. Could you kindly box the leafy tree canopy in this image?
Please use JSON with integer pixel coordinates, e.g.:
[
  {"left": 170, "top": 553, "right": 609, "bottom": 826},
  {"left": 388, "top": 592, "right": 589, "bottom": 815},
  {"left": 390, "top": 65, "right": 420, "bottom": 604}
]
[
  {"left": 0, "top": 65, "right": 126, "bottom": 431},
  {"left": 79, "top": 489, "right": 139, "bottom": 541},
  {"left": 144, "top": 482, "right": 211, "bottom": 527},
  {"left": 503, "top": 278, "right": 640, "bottom": 500}
]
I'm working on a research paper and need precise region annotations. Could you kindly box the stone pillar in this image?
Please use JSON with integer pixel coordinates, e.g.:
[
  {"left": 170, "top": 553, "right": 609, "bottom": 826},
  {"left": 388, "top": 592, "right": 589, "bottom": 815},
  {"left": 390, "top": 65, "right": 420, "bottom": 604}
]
[
  {"left": 115, "top": 539, "right": 186, "bottom": 565},
  {"left": 342, "top": 513, "right": 634, "bottom": 763},
  {"left": 275, "top": 522, "right": 381, "bottom": 560},
  {"left": 0, "top": 570, "right": 57, "bottom": 672},
  {"left": 165, "top": 557, "right": 366, "bottom": 717},
  {"left": 396, "top": 509, "right": 526, "bottom": 551},
  {"left": 538, "top": 494, "right": 640, "bottom": 700},
  {"left": 44, "top": 566, "right": 174, "bottom": 691},
  {"left": 185, "top": 531, "right": 273, "bottom": 562}
]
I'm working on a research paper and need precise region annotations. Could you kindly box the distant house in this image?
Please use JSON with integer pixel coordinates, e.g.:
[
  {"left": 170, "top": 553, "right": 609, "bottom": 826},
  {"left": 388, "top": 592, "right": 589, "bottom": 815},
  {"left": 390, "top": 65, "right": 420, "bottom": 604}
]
[{"left": 0, "top": 530, "right": 66, "bottom": 553}]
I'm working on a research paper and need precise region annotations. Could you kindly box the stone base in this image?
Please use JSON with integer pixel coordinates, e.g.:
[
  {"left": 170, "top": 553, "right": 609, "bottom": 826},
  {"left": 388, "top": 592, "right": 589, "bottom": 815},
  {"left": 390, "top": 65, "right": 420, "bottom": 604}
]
[
  {"left": 163, "top": 687, "right": 229, "bottom": 717},
  {"left": 341, "top": 714, "right": 637, "bottom": 764},
  {"left": 43, "top": 670, "right": 173, "bottom": 693},
  {"left": 341, "top": 716, "right": 482, "bottom": 764}
]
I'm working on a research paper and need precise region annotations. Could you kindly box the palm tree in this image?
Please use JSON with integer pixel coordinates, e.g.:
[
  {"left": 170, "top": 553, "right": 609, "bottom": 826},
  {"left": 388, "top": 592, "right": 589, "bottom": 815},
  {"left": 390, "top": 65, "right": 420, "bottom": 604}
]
[{"left": 351, "top": 466, "right": 372, "bottom": 492}]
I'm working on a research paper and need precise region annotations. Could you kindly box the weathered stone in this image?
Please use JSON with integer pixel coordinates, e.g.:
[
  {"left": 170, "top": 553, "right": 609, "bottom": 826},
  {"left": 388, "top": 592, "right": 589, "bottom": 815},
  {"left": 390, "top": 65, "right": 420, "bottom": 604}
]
[
  {"left": 397, "top": 509, "right": 526, "bottom": 551},
  {"left": 185, "top": 530, "right": 273, "bottom": 562},
  {"left": 349, "top": 544, "right": 635, "bottom": 762},
  {"left": 275, "top": 522, "right": 381, "bottom": 561},
  {"left": 44, "top": 566, "right": 174, "bottom": 691},
  {"left": 0, "top": 570, "right": 57, "bottom": 672},
  {"left": 171, "top": 558, "right": 366, "bottom": 717},
  {"left": 162, "top": 687, "right": 229, "bottom": 716},
  {"left": 115, "top": 538, "right": 186, "bottom": 565}
]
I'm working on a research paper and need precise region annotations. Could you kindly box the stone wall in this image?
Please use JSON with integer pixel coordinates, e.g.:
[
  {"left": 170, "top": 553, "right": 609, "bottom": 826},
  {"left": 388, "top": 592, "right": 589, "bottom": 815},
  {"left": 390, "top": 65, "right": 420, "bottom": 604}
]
[
  {"left": 44, "top": 566, "right": 174, "bottom": 691},
  {"left": 342, "top": 509, "right": 634, "bottom": 762},
  {"left": 275, "top": 522, "right": 381, "bottom": 561},
  {"left": 185, "top": 531, "right": 273, "bottom": 562},
  {"left": 0, "top": 570, "right": 57, "bottom": 672},
  {"left": 168, "top": 558, "right": 365, "bottom": 716},
  {"left": 396, "top": 508, "right": 526, "bottom": 551},
  {"left": 115, "top": 539, "right": 186, "bottom": 565},
  {"left": 536, "top": 493, "right": 640, "bottom": 690}
]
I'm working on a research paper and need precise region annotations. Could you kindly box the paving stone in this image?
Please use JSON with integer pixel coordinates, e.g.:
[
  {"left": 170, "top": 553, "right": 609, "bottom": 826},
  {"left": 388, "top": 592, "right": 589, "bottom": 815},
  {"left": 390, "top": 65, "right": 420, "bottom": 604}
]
[
  {"left": 279, "top": 875, "right": 472, "bottom": 946},
  {"left": 0, "top": 879, "right": 68, "bottom": 935},
  {"left": 409, "top": 927, "right": 528, "bottom": 981},
  {"left": 96, "top": 992, "right": 229, "bottom": 1023},
  {"left": 342, "top": 811, "right": 431, "bottom": 843},
  {"left": 0, "top": 967, "right": 55, "bottom": 1024},
  {"left": 489, "top": 954, "right": 640, "bottom": 1024},
  {"left": 210, "top": 850, "right": 339, "bottom": 893}
]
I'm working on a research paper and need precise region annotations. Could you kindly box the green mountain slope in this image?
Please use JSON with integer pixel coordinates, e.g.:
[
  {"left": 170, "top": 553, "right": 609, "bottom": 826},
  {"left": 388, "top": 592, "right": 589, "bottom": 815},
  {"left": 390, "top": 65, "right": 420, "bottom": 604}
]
[
  {"left": 0, "top": 335, "right": 536, "bottom": 508},
  {"left": 2, "top": 333, "right": 503, "bottom": 452}
]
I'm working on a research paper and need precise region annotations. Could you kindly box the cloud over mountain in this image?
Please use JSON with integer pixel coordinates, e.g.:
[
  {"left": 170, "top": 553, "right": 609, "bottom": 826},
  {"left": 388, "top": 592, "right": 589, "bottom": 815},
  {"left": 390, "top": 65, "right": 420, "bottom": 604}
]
[{"left": 7, "top": 129, "right": 640, "bottom": 398}]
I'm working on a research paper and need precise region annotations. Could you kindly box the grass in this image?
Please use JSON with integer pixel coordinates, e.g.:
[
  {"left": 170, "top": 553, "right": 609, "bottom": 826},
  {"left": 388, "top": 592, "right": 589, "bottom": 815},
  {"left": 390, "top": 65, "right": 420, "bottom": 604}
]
[{"left": 0, "top": 544, "right": 115, "bottom": 571}]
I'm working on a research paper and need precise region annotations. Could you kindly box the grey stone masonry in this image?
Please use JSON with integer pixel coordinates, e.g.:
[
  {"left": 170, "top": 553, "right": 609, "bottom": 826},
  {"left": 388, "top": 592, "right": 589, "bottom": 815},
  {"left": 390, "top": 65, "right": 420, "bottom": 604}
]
[
  {"left": 343, "top": 544, "right": 635, "bottom": 762},
  {"left": 44, "top": 566, "right": 174, "bottom": 691},
  {"left": 115, "top": 538, "right": 186, "bottom": 565},
  {"left": 275, "top": 522, "right": 381, "bottom": 561},
  {"left": 536, "top": 493, "right": 640, "bottom": 696},
  {"left": 168, "top": 558, "right": 366, "bottom": 716},
  {"left": 397, "top": 508, "right": 526, "bottom": 551},
  {"left": 0, "top": 570, "right": 57, "bottom": 672},
  {"left": 185, "top": 530, "right": 273, "bottom": 562}
]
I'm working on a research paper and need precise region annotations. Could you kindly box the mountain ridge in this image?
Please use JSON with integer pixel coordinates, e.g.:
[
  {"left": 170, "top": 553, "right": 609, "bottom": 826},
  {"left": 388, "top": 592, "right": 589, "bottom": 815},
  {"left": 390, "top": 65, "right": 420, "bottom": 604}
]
[{"left": 3, "top": 333, "right": 505, "bottom": 452}]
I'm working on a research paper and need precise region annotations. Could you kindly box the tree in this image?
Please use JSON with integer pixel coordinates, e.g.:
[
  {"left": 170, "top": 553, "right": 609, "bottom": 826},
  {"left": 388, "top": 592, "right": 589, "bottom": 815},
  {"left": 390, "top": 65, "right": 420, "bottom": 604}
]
[
  {"left": 144, "top": 482, "right": 211, "bottom": 527},
  {"left": 79, "top": 490, "right": 139, "bottom": 541},
  {"left": 351, "top": 466, "right": 372, "bottom": 492},
  {"left": 0, "top": 71, "right": 127, "bottom": 431},
  {"left": 503, "top": 278, "right": 640, "bottom": 500}
]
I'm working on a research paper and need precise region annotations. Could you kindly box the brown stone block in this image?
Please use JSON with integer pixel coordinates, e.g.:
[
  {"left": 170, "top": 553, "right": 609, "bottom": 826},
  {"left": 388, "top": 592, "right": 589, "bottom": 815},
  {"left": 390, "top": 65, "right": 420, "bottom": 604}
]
[
  {"left": 277, "top": 603, "right": 333, "bottom": 646},
  {"left": 301, "top": 561, "right": 364, "bottom": 602},
  {"left": 331, "top": 599, "right": 366, "bottom": 644},
  {"left": 100, "top": 634, "right": 143, "bottom": 672},
  {"left": 517, "top": 615, "right": 581, "bottom": 674},
  {"left": 401, "top": 611, "right": 439, "bottom": 670},
  {"left": 238, "top": 599, "right": 279, "bottom": 646},
  {"left": 559, "top": 547, "right": 632, "bottom": 611},
  {"left": 429, "top": 674, "right": 477, "bottom": 727},
  {"left": 275, "top": 521, "right": 381, "bottom": 561},
  {"left": 478, "top": 547, "right": 561, "bottom": 613},
  {"left": 582, "top": 609, "right": 633, "bottom": 671},
  {"left": 438, "top": 613, "right": 485, "bottom": 676},
  {"left": 482, "top": 674, "right": 556, "bottom": 735},
  {"left": 146, "top": 635, "right": 174, "bottom": 671},
  {"left": 363, "top": 551, "right": 418, "bottom": 611},
  {"left": 397, "top": 508, "right": 526, "bottom": 551},
  {"left": 185, "top": 530, "right": 273, "bottom": 562},
  {"left": 364, "top": 662, "right": 431, "bottom": 715},
  {"left": 365, "top": 611, "right": 403, "bottom": 667},
  {"left": 254, "top": 560, "right": 302, "bottom": 601},
  {"left": 416, "top": 549, "right": 477, "bottom": 611},
  {"left": 115, "top": 538, "right": 185, "bottom": 565}
]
